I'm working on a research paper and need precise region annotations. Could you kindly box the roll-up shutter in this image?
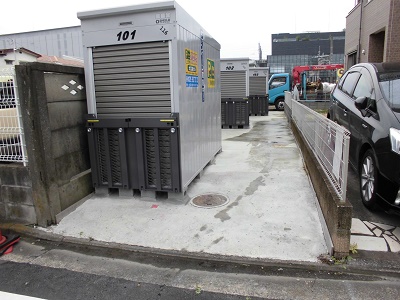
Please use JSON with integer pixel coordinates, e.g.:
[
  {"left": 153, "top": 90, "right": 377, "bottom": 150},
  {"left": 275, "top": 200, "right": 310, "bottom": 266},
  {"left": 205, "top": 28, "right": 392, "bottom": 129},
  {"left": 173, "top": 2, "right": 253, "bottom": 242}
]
[
  {"left": 249, "top": 77, "right": 266, "bottom": 96},
  {"left": 92, "top": 41, "right": 171, "bottom": 118},
  {"left": 221, "top": 71, "right": 247, "bottom": 98}
]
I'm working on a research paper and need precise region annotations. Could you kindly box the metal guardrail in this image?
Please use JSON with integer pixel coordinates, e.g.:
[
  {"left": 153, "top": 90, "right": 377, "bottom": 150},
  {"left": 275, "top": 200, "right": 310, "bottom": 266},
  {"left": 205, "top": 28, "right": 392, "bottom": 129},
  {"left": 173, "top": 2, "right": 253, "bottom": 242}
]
[
  {"left": 285, "top": 92, "right": 350, "bottom": 202},
  {"left": 0, "top": 67, "right": 27, "bottom": 165}
]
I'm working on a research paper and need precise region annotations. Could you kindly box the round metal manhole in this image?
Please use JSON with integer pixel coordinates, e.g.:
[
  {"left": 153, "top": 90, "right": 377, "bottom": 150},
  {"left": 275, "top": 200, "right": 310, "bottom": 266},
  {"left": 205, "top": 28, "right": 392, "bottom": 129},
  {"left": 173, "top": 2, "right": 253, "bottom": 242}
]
[{"left": 190, "top": 193, "right": 229, "bottom": 208}]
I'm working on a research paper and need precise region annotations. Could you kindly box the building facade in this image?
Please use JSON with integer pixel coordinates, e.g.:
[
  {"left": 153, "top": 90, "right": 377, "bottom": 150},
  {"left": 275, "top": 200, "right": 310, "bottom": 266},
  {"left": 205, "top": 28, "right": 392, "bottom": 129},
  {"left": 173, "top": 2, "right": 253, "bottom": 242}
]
[
  {"left": 345, "top": 0, "right": 400, "bottom": 68},
  {"left": 0, "top": 26, "right": 83, "bottom": 60},
  {"left": 0, "top": 48, "right": 41, "bottom": 68},
  {"left": 267, "top": 31, "right": 345, "bottom": 75}
]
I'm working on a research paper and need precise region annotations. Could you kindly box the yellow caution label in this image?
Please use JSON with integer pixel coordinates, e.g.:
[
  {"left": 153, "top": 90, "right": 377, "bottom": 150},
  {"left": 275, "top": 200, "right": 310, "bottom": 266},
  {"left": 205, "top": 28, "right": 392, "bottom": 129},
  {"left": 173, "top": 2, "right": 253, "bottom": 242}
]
[
  {"left": 160, "top": 119, "right": 175, "bottom": 122},
  {"left": 87, "top": 120, "right": 99, "bottom": 123}
]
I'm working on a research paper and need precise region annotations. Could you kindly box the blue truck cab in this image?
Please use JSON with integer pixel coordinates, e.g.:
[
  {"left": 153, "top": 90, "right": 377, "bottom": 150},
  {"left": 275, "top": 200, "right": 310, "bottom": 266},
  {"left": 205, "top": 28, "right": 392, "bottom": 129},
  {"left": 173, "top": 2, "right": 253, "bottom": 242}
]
[{"left": 268, "top": 73, "right": 291, "bottom": 110}]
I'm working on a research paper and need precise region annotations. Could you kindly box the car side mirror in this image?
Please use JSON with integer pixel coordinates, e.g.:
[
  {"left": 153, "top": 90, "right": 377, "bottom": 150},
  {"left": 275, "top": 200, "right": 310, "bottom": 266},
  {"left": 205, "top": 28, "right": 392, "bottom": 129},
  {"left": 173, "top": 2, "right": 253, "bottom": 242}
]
[
  {"left": 355, "top": 96, "right": 368, "bottom": 110},
  {"left": 355, "top": 96, "right": 376, "bottom": 118},
  {"left": 354, "top": 96, "right": 369, "bottom": 117}
]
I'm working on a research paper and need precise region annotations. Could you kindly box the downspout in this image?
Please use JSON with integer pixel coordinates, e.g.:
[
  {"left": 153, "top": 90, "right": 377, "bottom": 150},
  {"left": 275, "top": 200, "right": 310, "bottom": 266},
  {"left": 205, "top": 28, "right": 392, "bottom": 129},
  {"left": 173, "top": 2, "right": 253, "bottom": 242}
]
[
  {"left": 357, "top": 0, "right": 364, "bottom": 63},
  {"left": 388, "top": 0, "right": 395, "bottom": 61}
]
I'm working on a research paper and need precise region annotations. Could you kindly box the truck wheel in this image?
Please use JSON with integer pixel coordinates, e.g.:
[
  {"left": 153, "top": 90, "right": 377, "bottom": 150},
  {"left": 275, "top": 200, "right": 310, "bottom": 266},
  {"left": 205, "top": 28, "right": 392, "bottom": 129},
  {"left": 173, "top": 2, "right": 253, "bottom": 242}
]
[{"left": 275, "top": 98, "right": 285, "bottom": 111}]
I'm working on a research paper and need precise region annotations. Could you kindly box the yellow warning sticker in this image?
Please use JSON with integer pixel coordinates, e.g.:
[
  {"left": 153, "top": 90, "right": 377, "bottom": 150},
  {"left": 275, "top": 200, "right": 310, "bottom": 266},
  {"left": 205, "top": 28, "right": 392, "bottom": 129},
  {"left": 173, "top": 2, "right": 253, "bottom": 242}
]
[{"left": 207, "top": 59, "right": 215, "bottom": 88}]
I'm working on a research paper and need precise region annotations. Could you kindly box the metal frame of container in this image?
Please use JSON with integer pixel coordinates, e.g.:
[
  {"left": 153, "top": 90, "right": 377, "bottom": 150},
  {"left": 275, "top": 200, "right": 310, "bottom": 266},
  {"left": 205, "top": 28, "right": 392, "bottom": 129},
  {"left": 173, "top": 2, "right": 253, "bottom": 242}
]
[
  {"left": 78, "top": 1, "right": 221, "bottom": 195},
  {"left": 220, "top": 58, "right": 249, "bottom": 99}
]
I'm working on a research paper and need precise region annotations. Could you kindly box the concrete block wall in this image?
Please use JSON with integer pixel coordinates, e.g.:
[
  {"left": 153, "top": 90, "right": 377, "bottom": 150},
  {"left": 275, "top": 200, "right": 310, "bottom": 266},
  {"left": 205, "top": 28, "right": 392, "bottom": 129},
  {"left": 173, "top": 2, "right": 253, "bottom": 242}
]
[
  {"left": 43, "top": 72, "right": 92, "bottom": 212},
  {"left": 285, "top": 103, "right": 352, "bottom": 258},
  {"left": 0, "top": 164, "right": 35, "bottom": 223},
  {"left": 0, "top": 62, "right": 93, "bottom": 227},
  {"left": 290, "top": 120, "right": 352, "bottom": 258}
]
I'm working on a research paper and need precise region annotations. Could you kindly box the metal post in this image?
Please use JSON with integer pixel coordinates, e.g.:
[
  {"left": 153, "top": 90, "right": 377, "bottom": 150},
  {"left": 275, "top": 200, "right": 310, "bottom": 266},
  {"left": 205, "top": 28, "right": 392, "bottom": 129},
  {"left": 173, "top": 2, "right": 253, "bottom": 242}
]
[{"left": 341, "top": 133, "right": 350, "bottom": 202}]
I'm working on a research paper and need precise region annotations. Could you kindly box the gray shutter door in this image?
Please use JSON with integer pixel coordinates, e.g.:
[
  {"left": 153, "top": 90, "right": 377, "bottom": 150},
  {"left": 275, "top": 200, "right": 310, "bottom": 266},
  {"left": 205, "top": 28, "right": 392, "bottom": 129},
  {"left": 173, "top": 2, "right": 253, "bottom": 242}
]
[
  {"left": 92, "top": 41, "right": 171, "bottom": 118},
  {"left": 249, "top": 77, "right": 266, "bottom": 96},
  {"left": 221, "top": 71, "right": 247, "bottom": 98}
]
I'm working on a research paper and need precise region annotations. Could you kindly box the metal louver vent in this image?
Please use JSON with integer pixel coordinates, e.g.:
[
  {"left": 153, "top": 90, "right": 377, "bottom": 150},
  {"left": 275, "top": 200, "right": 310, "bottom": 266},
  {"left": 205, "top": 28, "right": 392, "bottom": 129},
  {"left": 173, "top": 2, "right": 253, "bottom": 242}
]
[
  {"left": 236, "top": 102, "right": 247, "bottom": 125},
  {"left": 249, "top": 77, "right": 266, "bottom": 96},
  {"left": 159, "top": 129, "right": 172, "bottom": 189},
  {"left": 96, "top": 129, "right": 122, "bottom": 187},
  {"left": 92, "top": 41, "right": 171, "bottom": 118},
  {"left": 108, "top": 129, "right": 122, "bottom": 186},
  {"left": 144, "top": 128, "right": 173, "bottom": 190},
  {"left": 221, "top": 71, "right": 247, "bottom": 98},
  {"left": 97, "top": 130, "right": 108, "bottom": 185},
  {"left": 221, "top": 104, "right": 226, "bottom": 125},
  {"left": 145, "top": 129, "right": 157, "bottom": 188}
]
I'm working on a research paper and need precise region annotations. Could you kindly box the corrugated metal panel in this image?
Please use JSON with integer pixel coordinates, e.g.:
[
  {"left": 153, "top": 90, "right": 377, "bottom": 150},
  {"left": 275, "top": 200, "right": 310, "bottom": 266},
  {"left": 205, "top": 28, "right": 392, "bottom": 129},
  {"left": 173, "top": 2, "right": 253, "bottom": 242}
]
[
  {"left": 221, "top": 71, "right": 247, "bottom": 98},
  {"left": 92, "top": 41, "right": 171, "bottom": 118},
  {"left": 249, "top": 77, "right": 266, "bottom": 96},
  {"left": 176, "top": 25, "right": 221, "bottom": 191}
]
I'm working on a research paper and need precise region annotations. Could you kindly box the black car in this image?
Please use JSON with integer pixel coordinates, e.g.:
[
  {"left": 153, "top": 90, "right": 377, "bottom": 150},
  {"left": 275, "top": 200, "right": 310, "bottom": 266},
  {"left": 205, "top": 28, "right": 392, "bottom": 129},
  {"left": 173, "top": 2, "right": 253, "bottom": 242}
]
[{"left": 328, "top": 62, "right": 400, "bottom": 212}]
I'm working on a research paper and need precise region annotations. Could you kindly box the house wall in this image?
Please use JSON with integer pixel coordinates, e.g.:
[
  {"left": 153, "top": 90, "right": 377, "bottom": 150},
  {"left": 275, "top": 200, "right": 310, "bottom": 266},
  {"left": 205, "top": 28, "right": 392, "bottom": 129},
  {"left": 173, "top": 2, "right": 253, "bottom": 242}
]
[
  {"left": 345, "top": 0, "right": 399, "bottom": 66},
  {"left": 386, "top": 0, "right": 400, "bottom": 62},
  {"left": 0, "top": 51, "right": 38, "bottom": 68}
]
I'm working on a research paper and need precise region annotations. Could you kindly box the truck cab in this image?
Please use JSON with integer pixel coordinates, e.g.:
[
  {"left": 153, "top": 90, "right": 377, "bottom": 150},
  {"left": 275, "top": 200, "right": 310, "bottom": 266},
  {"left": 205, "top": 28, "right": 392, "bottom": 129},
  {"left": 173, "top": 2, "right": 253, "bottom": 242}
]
[{"left": 268, "top": 73, "right": 291, "bottom": 110}]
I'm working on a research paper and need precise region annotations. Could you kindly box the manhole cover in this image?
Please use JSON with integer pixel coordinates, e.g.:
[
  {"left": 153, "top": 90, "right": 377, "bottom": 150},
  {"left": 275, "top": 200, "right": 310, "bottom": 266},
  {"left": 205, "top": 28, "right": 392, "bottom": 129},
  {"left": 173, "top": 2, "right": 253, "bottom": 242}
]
[{"left": 190, "top": 193, "right": 229, "bottom": 208}]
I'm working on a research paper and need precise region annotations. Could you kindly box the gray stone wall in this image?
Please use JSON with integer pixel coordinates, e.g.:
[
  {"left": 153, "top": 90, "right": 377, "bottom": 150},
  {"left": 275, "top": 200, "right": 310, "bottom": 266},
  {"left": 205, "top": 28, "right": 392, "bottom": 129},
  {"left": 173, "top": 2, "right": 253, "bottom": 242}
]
[{"left": 0, "top": 62, "right": 93, "bottom": 226}]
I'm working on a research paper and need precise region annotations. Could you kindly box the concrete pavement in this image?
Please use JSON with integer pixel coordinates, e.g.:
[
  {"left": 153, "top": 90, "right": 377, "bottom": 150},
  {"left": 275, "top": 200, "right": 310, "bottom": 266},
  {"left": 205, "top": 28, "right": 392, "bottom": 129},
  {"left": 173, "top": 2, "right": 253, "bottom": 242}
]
[
  {"left": 41, "top": 111, "right": 329, "bottom": 263},
  {"left": 2, "top": 111, "right": 400, "bottom": 264}
]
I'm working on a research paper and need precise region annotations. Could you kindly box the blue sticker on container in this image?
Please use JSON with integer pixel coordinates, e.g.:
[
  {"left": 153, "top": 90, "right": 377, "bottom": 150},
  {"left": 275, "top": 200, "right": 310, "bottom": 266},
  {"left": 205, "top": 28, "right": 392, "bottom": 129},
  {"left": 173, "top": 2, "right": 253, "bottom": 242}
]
[{"left": 186, "top": 75, "right": 199, "bottom": 87}]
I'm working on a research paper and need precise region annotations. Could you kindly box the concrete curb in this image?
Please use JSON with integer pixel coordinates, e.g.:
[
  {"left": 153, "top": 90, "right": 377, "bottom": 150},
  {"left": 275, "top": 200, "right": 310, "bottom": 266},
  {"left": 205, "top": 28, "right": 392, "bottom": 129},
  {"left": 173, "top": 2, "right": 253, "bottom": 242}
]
[{"left": 2, "top": 222, "right": 400, "bottom": 279}]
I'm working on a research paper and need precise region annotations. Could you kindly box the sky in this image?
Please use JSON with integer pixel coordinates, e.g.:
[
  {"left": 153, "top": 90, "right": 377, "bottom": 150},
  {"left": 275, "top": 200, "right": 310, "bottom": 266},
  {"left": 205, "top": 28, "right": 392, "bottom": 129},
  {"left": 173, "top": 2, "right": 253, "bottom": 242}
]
[{"left": 0, "top": 0, "right": 356, "bottom": 59}]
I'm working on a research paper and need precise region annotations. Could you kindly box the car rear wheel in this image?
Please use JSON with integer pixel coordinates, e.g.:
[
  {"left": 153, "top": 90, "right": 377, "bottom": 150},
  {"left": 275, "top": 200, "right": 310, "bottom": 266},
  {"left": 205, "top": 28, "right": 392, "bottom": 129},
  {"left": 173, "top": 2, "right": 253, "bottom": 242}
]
[{"left": 359, "top": 149, "right": 379, "bottom": 210}]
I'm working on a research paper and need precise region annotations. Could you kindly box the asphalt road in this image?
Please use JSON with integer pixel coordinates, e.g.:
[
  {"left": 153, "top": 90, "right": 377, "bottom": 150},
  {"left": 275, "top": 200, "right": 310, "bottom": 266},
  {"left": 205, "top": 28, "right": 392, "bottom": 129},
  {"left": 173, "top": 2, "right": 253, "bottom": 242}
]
[
  {"left": 1, "top": 238, "right": 400, "bottom": 300},
  {"left": 0, "top": 260, "right": 266, "bottom": 300},
  {"left": 347, "top": 167, "right": 400, "bottom": 228}
]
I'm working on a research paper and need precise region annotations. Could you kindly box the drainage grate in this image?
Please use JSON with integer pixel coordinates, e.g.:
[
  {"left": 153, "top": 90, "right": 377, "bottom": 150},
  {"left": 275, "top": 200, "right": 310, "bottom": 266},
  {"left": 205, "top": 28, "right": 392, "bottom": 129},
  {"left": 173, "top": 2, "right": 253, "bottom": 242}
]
[{"left": 190, "top": 194, "right": 229, "bottom": 208}]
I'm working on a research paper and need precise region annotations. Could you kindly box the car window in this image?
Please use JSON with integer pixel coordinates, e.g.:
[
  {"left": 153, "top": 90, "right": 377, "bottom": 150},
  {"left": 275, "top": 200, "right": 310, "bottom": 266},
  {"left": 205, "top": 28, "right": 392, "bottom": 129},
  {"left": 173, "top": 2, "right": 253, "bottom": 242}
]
[
  {"left": 269, "top": 77, "right": 286, "bottom": 90},
  {"left": 353, "top": 73, "right": 377, "bottom": 113},
  {"left": 341, "top": 71, "right": 360, "bottom": 97},
  {"left": 337, "top": 72, "right": 347, "bottom": 89},
  {"left": 379, "top": 72, "right": 400, "bottom": 113},
  {"left": 353, "top": 75, "right": 373, "bottom": 99}
]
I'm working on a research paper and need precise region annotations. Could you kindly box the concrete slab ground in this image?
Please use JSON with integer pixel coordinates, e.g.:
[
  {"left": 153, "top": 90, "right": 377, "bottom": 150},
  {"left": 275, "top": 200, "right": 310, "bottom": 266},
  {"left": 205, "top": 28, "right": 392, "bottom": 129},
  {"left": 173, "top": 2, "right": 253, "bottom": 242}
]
[
  {"left": 43, "top": 112, "right": 329, "bottom": 263},
  {"left": 351, "top": 218, "right": 400, "bottom": 252}
]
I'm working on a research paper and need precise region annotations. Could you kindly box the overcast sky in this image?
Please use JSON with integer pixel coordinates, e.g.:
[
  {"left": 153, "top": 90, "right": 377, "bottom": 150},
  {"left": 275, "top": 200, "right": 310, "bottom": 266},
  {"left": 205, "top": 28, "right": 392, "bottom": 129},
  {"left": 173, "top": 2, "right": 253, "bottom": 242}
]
[{"left": 0, "top": 0, "right": 356, "bottom": 59}]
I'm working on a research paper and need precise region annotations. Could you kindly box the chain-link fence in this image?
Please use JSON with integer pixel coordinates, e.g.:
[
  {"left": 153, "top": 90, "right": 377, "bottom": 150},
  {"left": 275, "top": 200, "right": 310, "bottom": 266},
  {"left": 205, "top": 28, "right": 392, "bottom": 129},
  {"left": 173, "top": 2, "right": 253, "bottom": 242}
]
[
  {"left": 285, "top": 92, "right": 350, "bottom": 202},
  {"left": 0, "top": 67, "right": 27, "bottom": 164}
]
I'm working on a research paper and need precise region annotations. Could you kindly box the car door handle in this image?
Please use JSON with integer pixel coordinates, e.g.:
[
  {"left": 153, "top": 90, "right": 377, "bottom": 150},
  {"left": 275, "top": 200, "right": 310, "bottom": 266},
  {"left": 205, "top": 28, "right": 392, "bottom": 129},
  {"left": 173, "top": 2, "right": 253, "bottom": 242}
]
[{"left": 362, "top": 124, "right": 367, "bottom": 129}]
